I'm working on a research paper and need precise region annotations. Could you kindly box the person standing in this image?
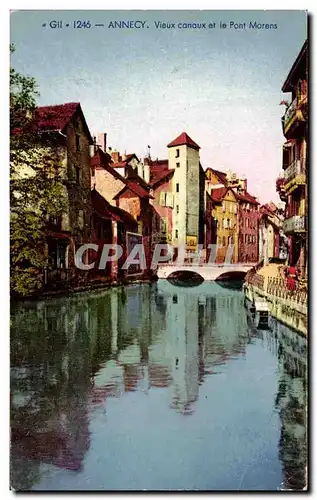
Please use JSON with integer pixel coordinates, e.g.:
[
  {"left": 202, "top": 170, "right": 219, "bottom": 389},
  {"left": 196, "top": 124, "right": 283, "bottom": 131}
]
[{"left": 286, "top": 264, "right": 298, "bottom": 292}]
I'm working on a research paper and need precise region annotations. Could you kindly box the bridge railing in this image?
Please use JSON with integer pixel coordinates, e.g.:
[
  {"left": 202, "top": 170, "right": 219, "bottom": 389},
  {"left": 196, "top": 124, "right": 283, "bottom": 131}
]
[
  {"left": 266, "top": 277, "right": 307, "bottom": 305},
  {"left": 245, "top": 273, "right": 307, "bottom": 305},
  {"left": 157, "top": 262, "right": 255, "bottom": 268}
]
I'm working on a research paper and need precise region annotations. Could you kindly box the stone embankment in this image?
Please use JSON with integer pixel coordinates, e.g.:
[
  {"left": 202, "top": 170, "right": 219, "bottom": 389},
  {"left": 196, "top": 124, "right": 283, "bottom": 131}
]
[{"left": 243, "top": 264, "right": 307, "bottom": 337}]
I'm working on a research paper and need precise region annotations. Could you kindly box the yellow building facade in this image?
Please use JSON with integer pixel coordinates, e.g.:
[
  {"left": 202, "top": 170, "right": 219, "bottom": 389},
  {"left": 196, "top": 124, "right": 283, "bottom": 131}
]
[{"left": 212, "top": 188, "right": 239, "bottom": 263}]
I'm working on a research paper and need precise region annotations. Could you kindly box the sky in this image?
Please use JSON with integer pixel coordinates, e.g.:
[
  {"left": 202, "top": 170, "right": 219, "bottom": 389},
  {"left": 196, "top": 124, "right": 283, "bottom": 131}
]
[{"left": 10, "top": 10, "right": 307, "bottom": 203}]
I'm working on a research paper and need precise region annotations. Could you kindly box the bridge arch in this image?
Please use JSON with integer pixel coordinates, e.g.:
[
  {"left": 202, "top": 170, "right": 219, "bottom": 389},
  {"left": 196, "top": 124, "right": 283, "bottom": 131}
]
[
  {"left": 166, "top": 270, "right": 204, "bottom": 286},
  {"left": 215, "top": 271, "right": 247, "bottom": 282}
]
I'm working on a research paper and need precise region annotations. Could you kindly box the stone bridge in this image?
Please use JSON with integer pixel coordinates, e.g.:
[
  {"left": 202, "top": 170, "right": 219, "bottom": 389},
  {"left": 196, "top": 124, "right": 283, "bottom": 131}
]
[{"left": 156, "top": 263, "right": 255, "bottom": 281}]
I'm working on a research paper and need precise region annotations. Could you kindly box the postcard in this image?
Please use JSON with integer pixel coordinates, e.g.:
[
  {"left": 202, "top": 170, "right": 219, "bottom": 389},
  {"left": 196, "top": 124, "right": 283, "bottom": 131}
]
[{"left": 10, "top": 9, "right": 308, "bottom": 491}]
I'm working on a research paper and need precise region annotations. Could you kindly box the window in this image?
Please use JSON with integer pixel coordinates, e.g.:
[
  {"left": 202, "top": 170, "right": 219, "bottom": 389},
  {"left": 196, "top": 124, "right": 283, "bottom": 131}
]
[
  {"left": 245, "top": 234, "right": 248, "bottom": 244},
  {"left": 176, "top": 183, "right": 179, "bottom": 193},
  {"left": 222, "top": 236, "right": 226, "bottom": 246},
  {"left": 222, "top": 201, "right": 226, "bottom": 213},
  {"left": 218, "top": 236, "right": 221, "bottom": 245},
  {"left": 234, "top": 204, "right": 237, "bottom": 213},
  {"left": 175, "top": 229, "right": 178, "bottom": 238},
  {"left": 246, "top": 218, "right": 249, "bottom": 228},
  {"left": 49, "top": 215, "right": 62, "bottom": 229},
  {"left": 76, "top": 134, "right": 81, "bottom": 152},
  {"left": 176, "top": 162, "right": 180, "bottom": 168},
  {"left": 176, "top": 149, "right": 180, "bottom": 158},
  {"left": 160, "top": 191, "right": 167, "bottom": 206},
  {"left": 173, "top": 295, "right": 178, "bottom": 304},
  {"left": 166, "top": 192, "right": 174, "bottom": 208},
  {"left": 48, "top": 241, "right": 67, "bottom": 270},
  {"left": 228, "top": 218, "right": 232, "bottom": 229},
  {"left": 160, "top": 218, "right": 167, "bottom": 233},
  {"left": 176, "top": 205, "right": 179, "bottom": 214}
]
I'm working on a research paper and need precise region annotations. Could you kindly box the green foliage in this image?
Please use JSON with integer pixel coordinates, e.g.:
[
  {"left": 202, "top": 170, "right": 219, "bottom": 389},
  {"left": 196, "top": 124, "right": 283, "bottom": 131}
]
[{"left": 10, "top": 47, "right": 67, "bottom": 297}]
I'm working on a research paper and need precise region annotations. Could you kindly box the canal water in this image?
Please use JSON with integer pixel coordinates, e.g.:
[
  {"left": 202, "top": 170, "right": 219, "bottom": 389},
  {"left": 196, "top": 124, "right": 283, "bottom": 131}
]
[{"left": 10, "top": 282, "right": 307, "bottom": 491}]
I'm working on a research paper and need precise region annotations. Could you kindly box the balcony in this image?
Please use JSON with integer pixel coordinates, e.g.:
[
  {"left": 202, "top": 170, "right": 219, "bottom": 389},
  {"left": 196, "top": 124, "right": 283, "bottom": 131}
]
[
  {"left": 284, "top": 159, "right": 306, "bottom": 192},
  {"left": 283, "top": 215, "right": 306, "bottom": 235},
  {"left": 282, "top": 96, "right": 306, "bottom": 137}
]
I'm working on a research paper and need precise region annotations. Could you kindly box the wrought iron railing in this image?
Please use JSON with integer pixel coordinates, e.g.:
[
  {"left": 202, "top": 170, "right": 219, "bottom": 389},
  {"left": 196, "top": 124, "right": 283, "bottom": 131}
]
[
  {"left": 245, "top": 271, "right": 307, "bottom": 305},
  {"left": 283, "top": 215, "right": 306, "bottom": 234},
  {"left": 284, "top": 159, "right": 305, "bottom": 184},
  {"left": 267, "top": 277, "right": 307, "bottom": 305}
]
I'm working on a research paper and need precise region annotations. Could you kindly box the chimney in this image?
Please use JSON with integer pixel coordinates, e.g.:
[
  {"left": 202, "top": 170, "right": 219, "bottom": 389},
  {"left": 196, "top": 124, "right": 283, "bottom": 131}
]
[
  {"left": 243, "top": 178, "right": 247, "bottom": 193},
  {"left": 97, "top": 133, "right": 107, "bottom": 152},
  {"left": 122, "top": 151, "right": 127, "bottom": 161},
  {"left": 111, "top": 151, "right": 121, "bottom": 164}
]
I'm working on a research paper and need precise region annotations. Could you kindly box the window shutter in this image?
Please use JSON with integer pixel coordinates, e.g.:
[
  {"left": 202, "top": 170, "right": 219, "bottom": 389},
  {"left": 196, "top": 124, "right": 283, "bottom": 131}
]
[
  {"left": 166, "top": 192, "right": 174, "bottom": 208},
  {"left": 160, "top": 191, "right": 166, "bottom": 206}
]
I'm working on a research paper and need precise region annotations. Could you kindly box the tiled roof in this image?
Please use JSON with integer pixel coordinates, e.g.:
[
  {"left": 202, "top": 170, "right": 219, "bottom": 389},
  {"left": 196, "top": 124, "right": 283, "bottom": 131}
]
[
  {"left": 211, "top": 169, "right": 228, "bottom": 185},
  {"left": 167, "top": 132, "right": 200, "bottom": 150},
  {"left": 210, "top": 187, "right": 228, "bottom": 202},
  {"left": 113, "top": 180, "right": 153, "bottom": 200},
  {"left": 127, "top": 168, "right": 151, "bottom": 190},
  {"left": 111, "top": 205, "right": 138, "bottom": 228},
  {"left": 150, "top": 159, "right": 169, "bottom": 168},
  {"left": 14, "top": 102, "right": 93, "bottom": 143},
  {"left": 127, "top": 181, "right": 153, "bottom": 198},
  {"left": 91, "top": 188, "right": 123, "bottom": 222},
  {"left": 30, "top": 102, "right": 80, "bottom": 133},
  {"left": 236, "top": 192, "right": 259, "bottom": 205},
  {"left": 91, "top": 148, "right": 126, "bottom": 181},
  {"left": 150, "top": 169, "right": 174, "bottom": 188},
  {"left": 112, "top": 154, "right": 137, "bottom": 168},
  {"left": 111, "top": 162, "right": 127, "bottom": 168},
  {"left": 150, "top": 163, "right": 169, "bottom": 177}
]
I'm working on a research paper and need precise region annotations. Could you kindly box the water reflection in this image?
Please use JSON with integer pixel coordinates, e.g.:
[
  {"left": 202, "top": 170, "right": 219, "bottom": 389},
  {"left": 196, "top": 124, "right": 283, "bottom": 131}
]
[{"left": 10, "top": 282, "right": 307, "bottom": 491}]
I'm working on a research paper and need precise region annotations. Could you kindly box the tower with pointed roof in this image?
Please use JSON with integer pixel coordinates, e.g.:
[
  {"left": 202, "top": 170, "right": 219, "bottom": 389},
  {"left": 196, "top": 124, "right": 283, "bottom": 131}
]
[{"left": 167, "top": 132, "right": 201, "bottom": 249}]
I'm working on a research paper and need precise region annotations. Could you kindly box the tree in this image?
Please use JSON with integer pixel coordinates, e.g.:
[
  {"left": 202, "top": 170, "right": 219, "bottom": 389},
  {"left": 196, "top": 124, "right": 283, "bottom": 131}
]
[{"left": 10, "top": 45, "right": 66, "bottom": 297}]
